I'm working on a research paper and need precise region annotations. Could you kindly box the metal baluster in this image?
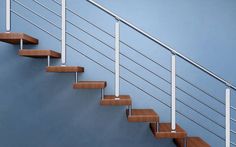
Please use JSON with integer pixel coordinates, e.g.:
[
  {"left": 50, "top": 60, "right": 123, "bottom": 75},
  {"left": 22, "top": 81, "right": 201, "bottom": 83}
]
[
  {"left": 115, "top": 19, "right": 120, "bottom": 100},
  {"left": 6, "top": 0, "right": 11, "bottom": 32},
  {"left": 226, "top": 87, "right": 231, "bottom": 147},
  {"left": 61, "top": 0, "right": 66, "bottom": 66},
  {"left": 171, "top": 53, "right": 176, "bottom": 132}
]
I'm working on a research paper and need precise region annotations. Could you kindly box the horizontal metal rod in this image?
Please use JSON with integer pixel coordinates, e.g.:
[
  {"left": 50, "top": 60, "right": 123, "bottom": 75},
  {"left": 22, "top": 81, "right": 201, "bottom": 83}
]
[
  {"left": 15, "top": 1, "right": 231, "bottom": 140},
  {"left": 49, "top": 0, "right": 225, "bottom": 105},
  {"left": 34, "top": 0, "right": 61, "bottom": 17},
  {"left": 14, "top": 2, "right": 227, "bottom": 127},
  {"left": 13, "top": 0, "right": 60, "bottom": 29},
  {"left": 67, "top": 41, "right": 225, "bottom": 141},
  {"left": 231, "top": 130, "right": 236, "bottom": 135},
  {"left": 11, "top": 10, "right": 60, "bottom": 41},
  {"left": 41, "top": 6, "right": 226, "bottom": 128},
  {"left": 67, "top": 31, "right": 225, "bottom": 129},
  {"left": 231, "top": 106, "right": 236, "bottom": 111},
  {"left": 87, "top": 0, "right": 236, "bottom": 90},
  {"left": 231, "top": 118, "right": 236, "bottom": 123},
  {"left": 231, "top": 142, "right": 236, "bottom": 146}
]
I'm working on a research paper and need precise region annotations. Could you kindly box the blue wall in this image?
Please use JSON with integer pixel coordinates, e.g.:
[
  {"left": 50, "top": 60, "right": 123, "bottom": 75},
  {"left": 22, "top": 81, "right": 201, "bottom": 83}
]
[{"left": 0, "top": 0, "right": 236, "bottom": 147}]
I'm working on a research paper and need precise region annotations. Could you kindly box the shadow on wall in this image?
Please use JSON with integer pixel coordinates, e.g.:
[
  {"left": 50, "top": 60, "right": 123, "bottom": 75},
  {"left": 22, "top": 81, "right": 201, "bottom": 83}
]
[{"left": 0, "top": 44, "right": 176, "bottom": 147}]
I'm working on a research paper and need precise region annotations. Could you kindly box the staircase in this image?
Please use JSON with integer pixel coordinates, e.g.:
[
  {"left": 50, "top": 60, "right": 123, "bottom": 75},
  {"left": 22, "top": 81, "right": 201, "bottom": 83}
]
[
  {"left": 1, "top": 0, "right": 235, "bottom": 147},
  {"left": 0, "top": 32, "right": 210, "bottom": 147}
]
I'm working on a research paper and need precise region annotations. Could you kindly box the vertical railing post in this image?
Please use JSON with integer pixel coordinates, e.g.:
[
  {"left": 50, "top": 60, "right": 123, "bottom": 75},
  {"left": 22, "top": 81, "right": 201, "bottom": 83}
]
[
  {"left": 171, "top": 53, "right": 176, "bottom": 132},
  {"left": 115, "top": 19, "right": 120, "bottom": 99},
  {"left": 6, "top": 0, "right": 11, "bottom": 32},
  {"left": 225, "top": 87, "right": 231, "bottom": 147},
  {"left": 61, "top": 0, "right": 66, "bottom": 66}
]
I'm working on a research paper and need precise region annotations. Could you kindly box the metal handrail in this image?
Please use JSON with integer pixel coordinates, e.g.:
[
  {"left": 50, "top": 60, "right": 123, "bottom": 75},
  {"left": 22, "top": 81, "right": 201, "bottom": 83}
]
[
  {"left": 87, "top": 0, "right": 236, "bottom": 91},
  {"left": 49, "top": 0, "right": 228, "bottom": 115},
  {"left": 38, "top": 0, "right": 236, "bottom": 125},
  {"left": 30, "top": 0, "right": 228, "bottom": 117},
  {"left": 11, "top": 2, "right": 236, "bottom": 145},
  {"left": 50, "top": 0, "right": 226, "bottom": 106},
  {"left": 11, "top": 0, "right": 236, "bottom": 146}
]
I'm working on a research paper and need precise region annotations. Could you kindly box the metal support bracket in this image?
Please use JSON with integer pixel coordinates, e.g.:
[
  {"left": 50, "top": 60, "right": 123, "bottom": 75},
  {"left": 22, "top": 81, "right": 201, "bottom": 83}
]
[
  {"left": 184, "top": 137, "right": 187, "bottom": 147},
  {"left": 156, "top": 123, "right": 159, "bottom": 133},
  {"left": 47, "top": 55, "right": 50, "bottom": 67},
  {"left": 20, "top": 39, "right": 23, "bottom": 50},
  {"left": 75, "top": 72, "right": 78, "bottom": 83},
  {"left": 115, "top": 97, "right": 120, "bottom": 100},
  {"left": 128, "top": 105, "right": 132, "bottom": 116},
  {"left": 101, "top": 88, "right": 104, "bottom": 100}
]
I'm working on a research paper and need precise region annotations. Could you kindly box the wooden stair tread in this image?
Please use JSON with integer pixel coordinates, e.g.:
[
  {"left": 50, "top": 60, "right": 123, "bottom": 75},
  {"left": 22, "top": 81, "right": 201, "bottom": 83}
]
[
  {"left": 46, "top": 66, "right": 84, "bottom": 73},
  {"left": 0, "top": 32, "right": 38, "bottom": 44},
  {"left": 100, "top": 95, "right": 132, "bottom": 106},
  {"left": 19, "top": 49, "right": 61, "bottom": 58},
  {"left": 126, "top": 109, "right": 159, "bottom": 122},
  {"left": 73, "top": 81, "right": 107, "bottom": 89},
  {"left": 150, "top": 123, "right": 187, "bottom": 139},
  {"left": 174, "top": 137, "right": 210, "bottom": 147}
]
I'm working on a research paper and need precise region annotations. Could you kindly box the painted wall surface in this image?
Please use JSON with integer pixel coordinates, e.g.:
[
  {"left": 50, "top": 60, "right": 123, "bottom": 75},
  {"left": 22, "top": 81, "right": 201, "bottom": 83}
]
[{"left": 0, "top": 0, "right": 236, "bottom": 147}]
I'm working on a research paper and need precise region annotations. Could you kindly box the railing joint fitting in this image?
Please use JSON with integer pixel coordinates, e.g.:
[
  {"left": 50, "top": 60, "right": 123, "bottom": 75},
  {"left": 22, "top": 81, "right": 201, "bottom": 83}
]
[
  {"left": 171, "top": 50, "right": 177, "bottom": 55},
  {"left": 225, "top": 83, "right": 232, "bottom": 88},
  {"left": 115, "top": 17, "right": 120, "bottom": 22}
]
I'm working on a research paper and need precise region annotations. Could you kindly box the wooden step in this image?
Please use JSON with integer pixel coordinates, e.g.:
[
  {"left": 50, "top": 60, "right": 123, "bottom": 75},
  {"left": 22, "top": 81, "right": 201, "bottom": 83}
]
[
  {"left": 174, "top": 137, "right": 210, "bottom": 147},
  {"left": 126, "top": 109, "right": 159, "bottom": 123},
  {"left": 46, "top": 66, "right": 84, "bottom": 73},
  {"left": 100, "top": 95, "right": 132, "bottom": 106},
  {"left": 73, "top": 81, "right": 106, "bottom": 89},
  {"left": 0, "top": 32, "right": 38, "bottom": 44},
  {"left": 150, "top": 123, "right": 187, "bottom": 139},
  {"left": 19, "top": 49, "right": 61, "bottom": 58}
]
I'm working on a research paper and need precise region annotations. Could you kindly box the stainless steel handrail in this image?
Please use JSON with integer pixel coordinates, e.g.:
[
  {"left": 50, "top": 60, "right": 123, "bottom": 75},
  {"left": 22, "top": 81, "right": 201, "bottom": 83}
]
[
  {"left": 50, "top": 0, "right": 229, "bottom": 106},
  {"left": 14, "top": 0, "right": 236, "bottom": 144},
  {"left": 12, "top": 1, "right": 235, "bottom": 143},
  {"left": 31, "top": 0, "right": 236, "bottom": 124},
  {"left": 87, "top": 0, "right": 236, "bottom": 90},
  {"left": 32, "top": 0, "right": 228, "bottom": 116}
]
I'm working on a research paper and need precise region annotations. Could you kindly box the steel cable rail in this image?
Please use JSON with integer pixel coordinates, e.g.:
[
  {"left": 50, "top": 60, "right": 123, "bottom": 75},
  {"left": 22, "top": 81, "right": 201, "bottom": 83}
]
[
  {"left": 67, "top": 20, "right": 227, "bottom": 117},
  {"left": 11, "top": 6, "right": 236, "bottom": 146},
  {"left": 10, "top": 0, "right": 235, "bottom": 145},
  {"left": 24, "top": 0, "right": 228, "bottom": 125},
  {"left": 15, "top": 3, "right": 235, "bottom": 135},
  {"left": 67, "top": 21, "right": 228, "bottom": 121},
  {"left": 17, "top": 0, "right": 236, "bottom": 136},
  {"left": 85, "top": 1, "right": 236, "bottom": 146},
  {"left": 11, "top": 0, "right": 236, "bottom": 115},
  {"left": 50, "top": 0, "right": 227, "bottom": 106},
  {"left": 48, "top": 0, "right": 236, "bottom": 122},
  {"left": 87, "top": 0, "right": 236, "bottom": 91}
]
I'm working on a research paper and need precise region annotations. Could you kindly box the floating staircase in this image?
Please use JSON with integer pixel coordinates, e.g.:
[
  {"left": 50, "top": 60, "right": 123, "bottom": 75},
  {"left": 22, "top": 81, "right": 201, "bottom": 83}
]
[
  {"left": 46, "top": 66, "right": 84, "bottom": 73},
  {"left": 101, "top": 95, "right": 132, "bottom": 106},
  {"left": 0, "top": 31, "right": 210, "bottom": 147},
  {"left": 150, "top": 123, "right": 187, "bottom": 139},
  {"left": 19, "top": 49, "right": 61, "bottom": 58},
  {"left": 126, "top": 109, "right": 159, "bottom": 123},
  {"left": 0, "top": 32, "right": 38, "bottom": 44},
  {"left": 73, "top": 81, "right": 107, "bottom": 89}
]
